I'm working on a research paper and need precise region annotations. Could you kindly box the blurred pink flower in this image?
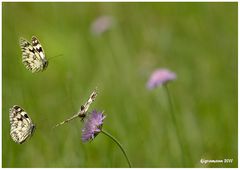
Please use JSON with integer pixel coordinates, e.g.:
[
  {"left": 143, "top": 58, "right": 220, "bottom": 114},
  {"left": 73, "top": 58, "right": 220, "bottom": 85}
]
[
  {"left": 147, "top": 68, "right": 176, "bottom": 89},
  {"left": 91, "top": 16, "right": 113, "bottom": 35}
]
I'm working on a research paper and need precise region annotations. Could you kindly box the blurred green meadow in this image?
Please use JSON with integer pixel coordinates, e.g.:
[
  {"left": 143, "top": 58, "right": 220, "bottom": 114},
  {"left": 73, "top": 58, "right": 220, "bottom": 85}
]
[{"left": 2, "top": 2, "right": 237, "bottom": 168}]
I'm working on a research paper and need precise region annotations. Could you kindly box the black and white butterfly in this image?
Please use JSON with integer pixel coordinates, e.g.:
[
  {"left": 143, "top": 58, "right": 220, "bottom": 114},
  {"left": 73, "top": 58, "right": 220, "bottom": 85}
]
[
  {"left": 19, "top": 36, "right": 48, "bottom": 73},
  {"left": 9, "top": 105, "right": 35, "bottom": 144},
  {"left": 54, "top": 88, "right": 98, "bottom": 128}
]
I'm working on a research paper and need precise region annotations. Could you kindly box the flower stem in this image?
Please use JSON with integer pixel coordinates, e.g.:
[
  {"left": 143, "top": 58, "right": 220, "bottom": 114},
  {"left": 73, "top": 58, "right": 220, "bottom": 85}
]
[
  {"left": 101, "top": 129, "right": 132, "bottom": 168},
  {"left": 164, "top": 85, "right": 186, "bottom": 166}
]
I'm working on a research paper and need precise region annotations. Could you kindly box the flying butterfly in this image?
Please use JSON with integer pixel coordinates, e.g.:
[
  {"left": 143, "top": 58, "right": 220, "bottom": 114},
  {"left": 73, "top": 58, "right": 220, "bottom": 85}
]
[
  {"left": 54, "top": 88, "right": 98, "bottom": 128},
  {"left": 19, "top": 36, "right": 48, "bottom": 73},
  {"left": 9, "top": 105, "right": 36, "bottom": 144}
]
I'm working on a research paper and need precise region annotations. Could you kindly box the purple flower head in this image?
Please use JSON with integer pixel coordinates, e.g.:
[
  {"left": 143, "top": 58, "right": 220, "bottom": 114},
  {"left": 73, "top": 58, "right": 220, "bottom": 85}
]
[
  {"left": 82, "top": 110, "right": 106, "bottom": 142},
  {"left": 91, "top": 16, "right": 113, "bottom": 35},
  {"left": 147, "top": 68, "right": 176, "bottom": 89}
]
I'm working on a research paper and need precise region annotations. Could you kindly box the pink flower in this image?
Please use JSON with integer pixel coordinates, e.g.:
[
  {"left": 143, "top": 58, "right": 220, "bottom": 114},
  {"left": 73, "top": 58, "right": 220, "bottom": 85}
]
[
  {"left": 82, "top": 110, "right": 106, "bottom": 142},
  {"left": 91, "top": 16, "right": 113, "bottom": 35},
  {"left": 147, "top": 69, "right": 176, "bottom": 89}
]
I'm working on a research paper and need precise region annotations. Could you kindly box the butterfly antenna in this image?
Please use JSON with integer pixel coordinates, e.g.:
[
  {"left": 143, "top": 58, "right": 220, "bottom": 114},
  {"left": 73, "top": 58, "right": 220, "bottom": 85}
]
[{"left": 48, "top": 54, "right": 63, "bottom": 61}]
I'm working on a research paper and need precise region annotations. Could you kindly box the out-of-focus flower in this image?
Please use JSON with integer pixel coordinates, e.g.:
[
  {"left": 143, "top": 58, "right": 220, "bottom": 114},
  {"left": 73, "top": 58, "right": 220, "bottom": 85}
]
[
  {"left": 82, "top": 110, "right": 106, "bottom": 142},
  {"left": 147, "top": 68, "right": 176, "bottom": 89},
  {"left": 90, "top": 16, "right": 113, "bottom": 35}
]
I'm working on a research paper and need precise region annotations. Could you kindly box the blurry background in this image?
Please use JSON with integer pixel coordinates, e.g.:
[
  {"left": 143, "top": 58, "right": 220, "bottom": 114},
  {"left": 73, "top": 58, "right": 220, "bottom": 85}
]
[{"left": 2, "top": 2, "right": 237, "bottom": 168}]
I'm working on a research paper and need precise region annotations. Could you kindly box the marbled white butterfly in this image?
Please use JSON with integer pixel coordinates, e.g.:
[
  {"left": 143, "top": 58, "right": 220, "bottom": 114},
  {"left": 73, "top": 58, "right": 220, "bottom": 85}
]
[
  {"left": 9, "top": 105, "right": 35, "bottom": 144},
  {"left": 19, "top": 36, "right": 48, "bottom": 73},
  {"left": 54, "top": 88, "right": 98, "bottom": 128}
]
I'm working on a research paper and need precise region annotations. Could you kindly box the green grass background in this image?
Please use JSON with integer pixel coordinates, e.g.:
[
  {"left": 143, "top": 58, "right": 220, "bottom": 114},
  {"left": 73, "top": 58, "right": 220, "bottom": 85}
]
[{"left": 2, "top": 2, "right": 237, "bottom": 168}]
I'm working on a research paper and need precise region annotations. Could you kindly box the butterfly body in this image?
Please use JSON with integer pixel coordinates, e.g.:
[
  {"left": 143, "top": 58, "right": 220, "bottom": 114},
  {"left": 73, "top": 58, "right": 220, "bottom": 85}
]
[
  {"left": 9, "top": 105, "right": 35, "bottom": 144},
  {"left": 19, "top": 36, "right": 48, "bottom": 73}
]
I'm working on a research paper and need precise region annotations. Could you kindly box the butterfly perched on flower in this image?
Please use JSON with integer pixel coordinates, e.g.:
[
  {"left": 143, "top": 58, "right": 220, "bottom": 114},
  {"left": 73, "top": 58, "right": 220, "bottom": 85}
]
[
  {"left": 54, "top": 88, "right": 98, "bottom": 128},
  {"left": 19, "top": 36, "right": 48, "bottom": 73},
  {"left": 9, "top": 105, "right": 35, "bottom": 144}
]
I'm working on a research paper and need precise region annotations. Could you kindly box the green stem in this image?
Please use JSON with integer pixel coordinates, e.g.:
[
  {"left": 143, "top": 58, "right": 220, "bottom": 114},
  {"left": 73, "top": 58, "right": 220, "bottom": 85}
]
[
  {"left": 101, "top": 129, "right": 132, "bottom": 168},
  {"left": 164, "top": 85, "right": 186, "bottom": 166}
]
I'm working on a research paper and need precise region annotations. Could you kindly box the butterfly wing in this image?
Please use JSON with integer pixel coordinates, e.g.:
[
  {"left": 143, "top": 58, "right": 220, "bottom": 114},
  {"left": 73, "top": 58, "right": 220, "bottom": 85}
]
[
  {"left": 31, "top": 36, "right": 48, "bottom": 71},
  {"left": 19, "top": 37, "right": 47, "bottom": 73},
  {"left": 31, "top": 36, "right": 45, "bottom": 60},
  {"left": 78, "top": 88, "right": 98, "bottom": 117},
  {"left": 9, "top": 105, "right": 35, "bottom": 144}
]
